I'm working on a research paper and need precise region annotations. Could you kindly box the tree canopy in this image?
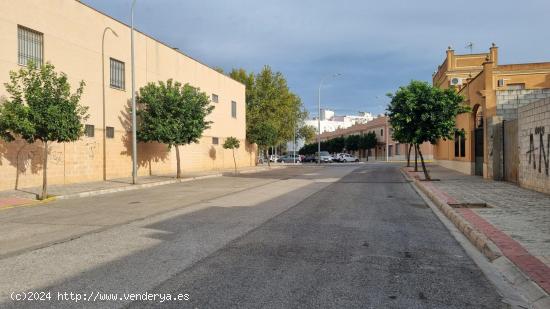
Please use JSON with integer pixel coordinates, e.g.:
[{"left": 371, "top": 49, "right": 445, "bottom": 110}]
[
  {"left": 0, "top": 61, "right": 88, "bottom": 199},
  {"left": 136, "top": 79, "right": 213, "bottom": 178},
  {"left": 223, "top": 136, "right": 240, "bottom": 173},
  {"left": 229, "top": 66, "right": 306, "bottom": 154},
  {"left": 387, "top": 80, "right": 469, "bottom": 179}
]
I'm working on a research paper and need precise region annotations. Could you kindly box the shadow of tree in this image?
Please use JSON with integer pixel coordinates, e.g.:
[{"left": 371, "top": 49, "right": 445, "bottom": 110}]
[
  {"left": 118, "top": 100, "right": 170, "bottom": 176},
  {"left": 209, "top": 146, "right": 217, "bottom": 160},
  {"left": 0, "top": 139, "right": 44, "bottom": 192}
]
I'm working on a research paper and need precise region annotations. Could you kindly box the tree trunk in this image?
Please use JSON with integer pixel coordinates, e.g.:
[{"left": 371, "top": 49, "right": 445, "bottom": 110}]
[
  {"left": 232, "top": 148, "right": 237, "bottom": 174},
  {"left": 266, "top": 148, "right": 270, "bottom": 167},
  {"left": 175, "top": 145, "right": 181, "bottom": 179},
  {"left": 417, "top": 144, "right": 431, "bottom": 180},
  {"left": 366, "top": 149, "right": 369, "bottom": 161},
  {"left": 414, "top": 144, "right": 418, "bottom": 172},
  {"left": 407, "top": 144, "right": 413, "bottom": 167},
  {"left": 41, "top": 141, "right": 48, "bottom": 200}
]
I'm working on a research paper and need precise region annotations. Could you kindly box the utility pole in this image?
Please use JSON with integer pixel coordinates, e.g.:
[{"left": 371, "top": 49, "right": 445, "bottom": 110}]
[
  {"left": 317, "top": 73, "right": 342, "bottom": 164},
  {"left": 130, "top": 0, "right": 137, "bottom": 184}
]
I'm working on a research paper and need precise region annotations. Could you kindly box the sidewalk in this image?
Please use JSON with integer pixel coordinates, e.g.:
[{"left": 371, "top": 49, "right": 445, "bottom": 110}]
[
  {"left": 405, "top": 164, "right": 550, "bottom": 298},
  {"left": 0, "top": 165, "right": 286, "bottom": 208}
]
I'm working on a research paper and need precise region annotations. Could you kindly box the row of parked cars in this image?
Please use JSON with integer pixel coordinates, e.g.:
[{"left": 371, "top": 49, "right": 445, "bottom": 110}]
[{"left": 263, "top": 152, "right": 360, "bottom": 164}]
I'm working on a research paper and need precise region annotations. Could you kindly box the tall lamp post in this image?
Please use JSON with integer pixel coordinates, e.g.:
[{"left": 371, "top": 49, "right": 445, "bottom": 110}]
[
  {"left": 102, "top": 27, "right": 118, "bottom": 181},
  {"left": 130, "top": 0, "right": 137, "bottom": 184},
  {"left": 317, "top": 73, "right": 341, "bottom": 164}
]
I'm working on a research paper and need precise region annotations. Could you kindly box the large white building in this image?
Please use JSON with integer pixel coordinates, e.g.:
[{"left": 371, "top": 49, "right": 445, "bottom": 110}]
[
  {"left": 287, "top": 111, "right": 375, "bottom": 152},
  {"left": 307, "top": 111, "right": 374, "bottom": 134}
]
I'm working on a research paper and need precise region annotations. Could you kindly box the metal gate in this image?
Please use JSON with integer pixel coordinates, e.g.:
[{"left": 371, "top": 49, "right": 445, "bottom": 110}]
[{"left": 474, "top": 128, "right": 484, "bottom": 176}]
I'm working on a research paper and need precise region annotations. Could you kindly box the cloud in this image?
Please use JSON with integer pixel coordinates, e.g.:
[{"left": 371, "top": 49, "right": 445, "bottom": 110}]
[{"left": 82, "top": 0, "right": 550, "bottom": 116}]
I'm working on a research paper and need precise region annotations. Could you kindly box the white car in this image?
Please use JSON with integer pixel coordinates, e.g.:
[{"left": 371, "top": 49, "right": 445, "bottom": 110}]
[
  {"left": 338, "top": 153, "right": 360, "bottom": 162},
  {"left": 317, "top": 151, "right": 333, "bottom": 163}
]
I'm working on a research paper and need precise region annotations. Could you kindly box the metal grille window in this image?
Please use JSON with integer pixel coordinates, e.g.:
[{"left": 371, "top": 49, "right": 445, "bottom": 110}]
[
  {"left": 212, "top": 94, "right": 219, "bottom": 103},
  {"left": 18, "top": 26, "right": 43, "bottom": 66},
  {"left": 212, "top": 137, "right": 219, "bottom": 145},
  {"left": 110, "top": 58, "right": 125, "bottom": 90},
  {"left": 85, "top": 125, "right": 95, "bottom": 138},
  {"left": 231, "top": 101, "right": 237, "bottom": 118},
  {"left": 106, "top": 127, "right": 115, "bottom": 139}
]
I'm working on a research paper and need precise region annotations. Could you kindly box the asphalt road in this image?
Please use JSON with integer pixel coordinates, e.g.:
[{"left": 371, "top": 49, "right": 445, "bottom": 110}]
[
  {"left": 128, "top": 164, "right": 503, "bottom": 308},
  {"left": 0, "top": 164, "right": 504, "bottom": 308}
]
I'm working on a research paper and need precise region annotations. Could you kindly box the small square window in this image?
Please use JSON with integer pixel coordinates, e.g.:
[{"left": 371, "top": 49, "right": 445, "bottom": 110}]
[
  {"left": 231, "top": 101, "right": 237, "bottom": 118},
  {"left": 212, "top": 137, "right": 219, "bottom": 145},
  {"left": 212, "top": 94, "right": 219, "bottom": 103},
  {"left": 85, "top": 125, "right": 95, "bottom": 137},
  {"left": 106, "top": 126, "right": 114, "bottom": 139}
]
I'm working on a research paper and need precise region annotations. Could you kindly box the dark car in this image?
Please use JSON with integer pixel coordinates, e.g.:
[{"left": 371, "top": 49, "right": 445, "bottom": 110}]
[{"left": 302, "top": 154, "right": 317, "bottom": 163}]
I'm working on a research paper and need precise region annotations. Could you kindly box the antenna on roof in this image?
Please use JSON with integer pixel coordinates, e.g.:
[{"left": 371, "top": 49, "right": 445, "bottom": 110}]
[{"left": 465, "top": 42, "right": 474, "bottom": 54}]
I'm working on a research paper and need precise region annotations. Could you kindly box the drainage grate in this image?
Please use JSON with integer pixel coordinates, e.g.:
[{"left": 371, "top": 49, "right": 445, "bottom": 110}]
[{"left": 448, "top": 203, "right": 491, "bottom": 209}]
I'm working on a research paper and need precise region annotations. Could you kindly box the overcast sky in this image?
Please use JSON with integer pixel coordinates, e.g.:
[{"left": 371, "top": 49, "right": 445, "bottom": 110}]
[{"left": 82, "top": 0, "right": 550, "bottom": 117}]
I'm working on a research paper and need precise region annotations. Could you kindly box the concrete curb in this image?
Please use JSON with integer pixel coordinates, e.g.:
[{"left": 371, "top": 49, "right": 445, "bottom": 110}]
[
  {"left": 400, "top": 167, "right": 501, "bottom": 261},
  {"left": 402, "top": 167, "right": 550, "bottom": 308},
  {"left": 55, "top": 166, "right": 288, "bottom": 200}
]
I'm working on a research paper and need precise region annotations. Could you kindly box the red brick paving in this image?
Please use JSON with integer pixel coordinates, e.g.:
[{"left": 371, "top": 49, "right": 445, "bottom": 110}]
[
  {"left": 0, "top": 197, "right": 34, "bottom": 208},
  {"left": 458, "top": 208, "right": 550, "bottom": 293}
]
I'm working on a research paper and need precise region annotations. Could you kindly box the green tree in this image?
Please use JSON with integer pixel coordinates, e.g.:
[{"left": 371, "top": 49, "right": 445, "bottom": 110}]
[
  {"left": 345, "top": 135, "right": 361, "bottom": 154},
  {"left": 359, "top": 132, "right": 377, "bottom": 161},
  {"left": 298, "top": 125, "right": 317, "bottom": 144},
  {"left": 328, "top": 136, "right": 346, "bottom": 154},
  {"left": 387, "top": 80, "right": 469, "bottom": 179},
  {"left": 229, "top": 66, "right": 305, "bottom": 157},
  {"left": 223, "top": 136, "right": 240, "bottom": 174},
  {"left": 136, "top": 79, "right": 213, "bottom": 179},
  {"left": 248, "top": 122, "right": 277, "bottom": 167},
  {"left": 0, "top": 62, "right": 87, "bottom": 199}
]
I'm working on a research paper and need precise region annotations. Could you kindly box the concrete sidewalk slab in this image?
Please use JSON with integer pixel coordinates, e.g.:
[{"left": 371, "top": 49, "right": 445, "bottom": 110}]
[{"left": 0, "top": 165, "right": 286, "bottom": 207}]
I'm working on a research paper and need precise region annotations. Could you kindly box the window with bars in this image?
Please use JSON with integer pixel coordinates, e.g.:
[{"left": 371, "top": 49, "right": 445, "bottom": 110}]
[
  {"left": 106, "top": 127, "right": 115, "bottom": 139},
  {"left": 231, "top": 101, "right": 237, "bottom": 118},
  {"left": 212, "top": 94, "right": 219, "bottom": 103},
  {"left": 85, "top": 125, "right": 95, "bottom": 138},
  {"left": 110, "top": 58, "right": 125, "bottom": 90},
  {"left": 18, "top": 26, "right": 43, "bottom": 66}
]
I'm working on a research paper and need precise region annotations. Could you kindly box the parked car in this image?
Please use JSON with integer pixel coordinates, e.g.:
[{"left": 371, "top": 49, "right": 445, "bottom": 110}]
[
  {"left": 302, "top": 154, "right": 317, "bottom": 163},
  {"left": 338, "top": 153, "right": 360, "bottom": 162},
  {"left": 333, "top": 153, "right": 347, "bottom": 162},
  {"left": 277, "top": 154, "right": 301, "bottom": 163},
  {"left": 269, "top": 154, "right": 279, "bottom": 162},
  {"left": 317, "top": 151, "right": 333, "bottom": 163}
]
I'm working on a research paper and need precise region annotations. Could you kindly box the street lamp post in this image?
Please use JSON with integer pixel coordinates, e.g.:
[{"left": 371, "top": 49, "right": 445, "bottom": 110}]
[
  {"left": 130, "top": 0, "right": 137, "bottom": 184},
  {"left": 293, "top": 123, "right": 296, "bottom": 164},
  {"left": 317, "top": 73, "right": 341, "bottom": 164},
  {"left": 102, "top": 27, "right": 118, "bottom": 181}
]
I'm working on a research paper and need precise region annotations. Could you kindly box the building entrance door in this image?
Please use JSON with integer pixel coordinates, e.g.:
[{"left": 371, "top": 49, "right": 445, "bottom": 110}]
[{"left": 474, "top": 128, "right": 484, "bottom": 176}]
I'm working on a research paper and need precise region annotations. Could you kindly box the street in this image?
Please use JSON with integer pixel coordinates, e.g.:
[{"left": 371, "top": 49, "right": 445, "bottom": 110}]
[{"left": 1, "top": 164, "right": 504, "bottom": 308}]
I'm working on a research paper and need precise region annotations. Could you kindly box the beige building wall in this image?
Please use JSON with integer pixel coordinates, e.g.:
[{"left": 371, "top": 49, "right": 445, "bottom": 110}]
[
  {"left": 432, "top": 44, "right": 550, "bottom": 178},
  {"left": 0, "top": 0, "right": 255, "bottom": 191}
]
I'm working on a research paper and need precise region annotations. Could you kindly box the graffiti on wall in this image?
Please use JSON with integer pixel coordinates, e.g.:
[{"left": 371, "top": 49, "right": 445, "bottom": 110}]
[{"left": 527, "top": 126, "right": 549, "bottom": 176}]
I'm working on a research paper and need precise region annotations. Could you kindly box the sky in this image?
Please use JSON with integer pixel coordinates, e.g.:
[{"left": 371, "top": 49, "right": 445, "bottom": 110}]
[{"left": 82, "top": 0, "right": 550, "bottom": 117}]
